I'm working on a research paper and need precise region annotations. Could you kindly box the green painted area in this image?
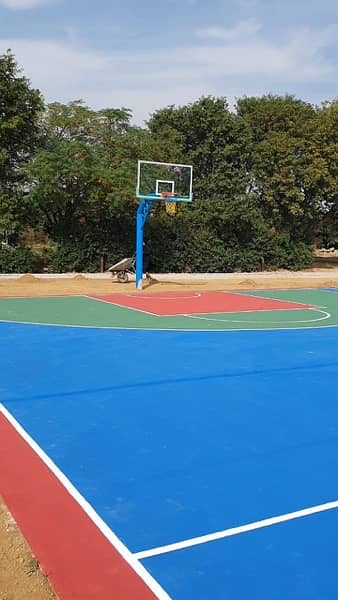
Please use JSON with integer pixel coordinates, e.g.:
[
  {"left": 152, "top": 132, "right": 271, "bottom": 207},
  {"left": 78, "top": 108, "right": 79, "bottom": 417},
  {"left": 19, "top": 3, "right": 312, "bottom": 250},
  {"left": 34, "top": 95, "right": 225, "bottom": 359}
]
[
  {"left": 242, "top": 288, "right": 333, "bottom": 306},
  {"left": 0, "top": 289, "right": 337, "bottom": 330}
]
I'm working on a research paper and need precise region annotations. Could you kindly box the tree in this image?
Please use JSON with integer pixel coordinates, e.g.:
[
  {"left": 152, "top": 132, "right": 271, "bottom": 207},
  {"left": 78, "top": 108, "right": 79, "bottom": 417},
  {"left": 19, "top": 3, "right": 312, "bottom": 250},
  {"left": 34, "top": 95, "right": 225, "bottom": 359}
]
[
  {"left": 148, "top": 96, "right": 251, "bottom": 202},
  {"left": 24, "top": 100, "right": 185, "bottom": 270},
  {"left": 236, "top": 95, "right": 320, "bottom": 241},
  {"left": 146, "top": 95, "right": 316, "bottom": 271},
  {"left": 40, "top": 101, "right": 132, "bottom": 151},
  {"left": 0, "top": 50, "right": 43, "bottom": 241},
  {"left": 312, "top": 101, "right": 338, "bottom": 246},
  {"left": 26, "top": 140, "right": 114, "bottom": 241},
  {"left": 146, "top": 96, "right": 264, "bottom": 268},
  {"left": 26, "top": 101, "right": 134, "bottom": 245}
]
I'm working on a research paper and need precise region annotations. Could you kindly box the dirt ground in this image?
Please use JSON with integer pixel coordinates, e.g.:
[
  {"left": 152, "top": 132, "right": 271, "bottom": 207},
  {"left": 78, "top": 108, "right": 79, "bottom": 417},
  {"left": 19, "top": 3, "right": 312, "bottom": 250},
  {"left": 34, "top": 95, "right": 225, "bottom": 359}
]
[
  {"left": 1, "top": 260, "right": 338, "bottom": 599},
  {"left": 0, "top": 499, "right": 56, "bottom": 600},
  {"left": 0, "top": 265, "right": 338, "bottom": 299}
]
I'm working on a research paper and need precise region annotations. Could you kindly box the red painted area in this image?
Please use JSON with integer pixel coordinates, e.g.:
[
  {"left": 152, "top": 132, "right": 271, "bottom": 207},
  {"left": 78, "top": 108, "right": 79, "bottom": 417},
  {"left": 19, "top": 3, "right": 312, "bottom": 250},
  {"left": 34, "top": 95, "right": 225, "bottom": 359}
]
[
  {"left": 90, "top": 291, "right": 312, "bottom": 317},
  {"left": 0, "top": 413, "right": 157, "bottom": 600}
]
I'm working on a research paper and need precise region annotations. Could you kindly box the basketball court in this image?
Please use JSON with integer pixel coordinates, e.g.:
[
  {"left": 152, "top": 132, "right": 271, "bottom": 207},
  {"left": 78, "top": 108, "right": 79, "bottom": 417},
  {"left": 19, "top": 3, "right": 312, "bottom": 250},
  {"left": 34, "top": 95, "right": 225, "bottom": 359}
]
[{"left": 1, "top": 286, "right": 338, "bottom": 599}]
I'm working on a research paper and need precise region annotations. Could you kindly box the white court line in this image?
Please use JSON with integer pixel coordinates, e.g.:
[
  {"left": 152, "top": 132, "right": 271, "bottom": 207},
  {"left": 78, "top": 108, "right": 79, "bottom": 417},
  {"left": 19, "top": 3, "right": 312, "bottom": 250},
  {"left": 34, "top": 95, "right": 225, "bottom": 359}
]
[
  {"left": 184, "top": 308, "right": 331, "bottom": 325},
  {"left": 1, "top": 317, "right": 338, "bottom": 333},
  {"left": 134, "top": 500, "right": 338, "bottom": 560},
  {"left": 245, "top": 287, "right": 328, "bottom": 293},
  {"left": 83, "top": 295, "right": 160, "bottom": 317},
  {"left": 0, "top": 294, "right": 83, "bottom": 300},
  {"left": 171, "top": 307, "right": 318, "bottom": 317},
  {"left": 124, "top": 293, "right": 202, "bottom": 300},
  {"left": 229, "top": 290, "right": 321, "bottom": 309},
  {"left": 0, "top": 404, "right": 171, "bottom": 600}
]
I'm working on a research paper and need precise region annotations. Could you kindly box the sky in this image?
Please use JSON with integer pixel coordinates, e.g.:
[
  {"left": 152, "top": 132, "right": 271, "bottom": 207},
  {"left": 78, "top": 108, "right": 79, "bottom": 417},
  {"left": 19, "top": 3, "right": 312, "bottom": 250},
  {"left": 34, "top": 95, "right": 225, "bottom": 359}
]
[{"left": 1, "top": 0, "right": 338, "bottom": 124}]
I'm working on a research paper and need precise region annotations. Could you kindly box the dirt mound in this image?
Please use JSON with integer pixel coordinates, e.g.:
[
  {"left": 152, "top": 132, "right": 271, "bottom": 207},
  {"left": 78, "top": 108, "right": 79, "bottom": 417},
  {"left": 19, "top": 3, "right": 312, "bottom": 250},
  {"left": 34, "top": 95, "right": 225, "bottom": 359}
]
[
  {"left": 72, "top": 274, "right": 85, "bottom": 281},
  {"left": 19, "top": 273, "right": 38, "bottom": 283},
  {"left": 238, "top": 279, "right": 258, "bottom": 287}
]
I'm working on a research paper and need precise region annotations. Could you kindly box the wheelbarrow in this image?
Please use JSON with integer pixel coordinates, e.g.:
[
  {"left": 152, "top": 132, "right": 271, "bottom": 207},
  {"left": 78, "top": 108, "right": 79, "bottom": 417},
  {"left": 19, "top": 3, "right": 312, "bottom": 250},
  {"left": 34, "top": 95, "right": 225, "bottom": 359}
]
[{"left": 107, "top": 255, "right": 136, "bottom": 283}]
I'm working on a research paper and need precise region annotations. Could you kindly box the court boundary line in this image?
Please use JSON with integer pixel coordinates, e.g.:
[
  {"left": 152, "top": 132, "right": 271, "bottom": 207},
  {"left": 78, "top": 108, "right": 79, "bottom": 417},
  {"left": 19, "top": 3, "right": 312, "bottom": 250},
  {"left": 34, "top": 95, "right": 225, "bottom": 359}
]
[
  {"left": 84, "top": 294, "right": 160, "bottom": 317},
  {"left": 232, "top": 290, "right": 319, "bottom": 308},
  {"left": 0, "top": 403, "right": 170, "bottom": 600},
  {"left": 0, "top": 294, "right": 84, "bottom": 300},
  {"left": 134, "top": 500, "right": 338, "bottom": 560},
  {"left": 244, "top": 287, "right": 330, "bottom": 293},
  {"left": 168, "top": 306, "right": 318, "bottom": 317},
  {"left": 0, "top": 317, "right": 338, "bottom": 332},
  {"left": 124, "top": 292, "right": 202, "bottom": 300},
  {"left": 183, "top": 308, "right": 331, "bottom": 325}
]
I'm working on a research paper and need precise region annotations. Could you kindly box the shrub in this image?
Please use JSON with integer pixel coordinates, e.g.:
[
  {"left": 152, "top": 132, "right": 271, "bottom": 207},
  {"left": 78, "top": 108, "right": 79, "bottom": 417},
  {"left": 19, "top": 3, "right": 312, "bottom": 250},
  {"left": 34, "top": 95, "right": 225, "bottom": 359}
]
[{"left": 0, "top": 246, "right": 37, "bottom": 273}]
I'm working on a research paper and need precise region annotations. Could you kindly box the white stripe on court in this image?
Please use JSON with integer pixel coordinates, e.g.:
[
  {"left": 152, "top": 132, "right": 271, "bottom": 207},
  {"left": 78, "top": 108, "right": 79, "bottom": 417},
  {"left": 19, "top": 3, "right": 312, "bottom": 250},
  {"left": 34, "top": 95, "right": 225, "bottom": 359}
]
[
  {"left": 0, "top": 403, "right": 171, "bottom": 600},
  {"left": 1, "top": 317, "right": 338, "bottom": 332},
  {"left": 134, "top": 500, "right": 338, "bottom": 560},
  {"left": 83, "top": 294, "right": 160, "bottom": 316},
  {"left": 184, "top": 308, "right": 331, "bottom": 325}
]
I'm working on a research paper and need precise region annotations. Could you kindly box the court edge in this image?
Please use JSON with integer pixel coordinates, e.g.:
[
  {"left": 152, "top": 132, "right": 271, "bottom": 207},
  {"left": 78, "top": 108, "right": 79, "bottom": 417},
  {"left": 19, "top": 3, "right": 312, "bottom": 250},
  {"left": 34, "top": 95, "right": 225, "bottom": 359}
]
[
  {"left": 1, "top": 317, "right": 338, "bottom": 332},
  {"left": 0, "top": 404, "right": 170, "bottom": 600}
]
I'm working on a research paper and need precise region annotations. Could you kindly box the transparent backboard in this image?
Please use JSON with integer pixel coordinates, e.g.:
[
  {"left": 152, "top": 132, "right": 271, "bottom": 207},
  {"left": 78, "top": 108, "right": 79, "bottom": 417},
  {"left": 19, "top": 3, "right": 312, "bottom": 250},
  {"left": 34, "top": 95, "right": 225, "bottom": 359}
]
[{"left": 136, "top": 160, "right": 193, "bottom": 202}]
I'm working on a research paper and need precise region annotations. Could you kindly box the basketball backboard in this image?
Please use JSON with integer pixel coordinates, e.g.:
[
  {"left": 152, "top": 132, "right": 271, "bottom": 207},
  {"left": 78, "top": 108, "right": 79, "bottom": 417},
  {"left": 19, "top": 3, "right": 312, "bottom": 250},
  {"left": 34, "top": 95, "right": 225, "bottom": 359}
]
[{"left": 136, "top": 160, "right": 193, "bottom": 202}]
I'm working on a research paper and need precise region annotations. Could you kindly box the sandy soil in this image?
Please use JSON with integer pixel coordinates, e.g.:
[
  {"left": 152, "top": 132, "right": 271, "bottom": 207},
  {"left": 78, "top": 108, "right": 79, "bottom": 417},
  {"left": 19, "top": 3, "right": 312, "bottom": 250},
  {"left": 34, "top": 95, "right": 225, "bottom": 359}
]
[
  {"left": 0, "top": 267, "right": 338, "bottom": 298},
  {"left": 0, "top": 499, "right": 56, "bottom": 600}
]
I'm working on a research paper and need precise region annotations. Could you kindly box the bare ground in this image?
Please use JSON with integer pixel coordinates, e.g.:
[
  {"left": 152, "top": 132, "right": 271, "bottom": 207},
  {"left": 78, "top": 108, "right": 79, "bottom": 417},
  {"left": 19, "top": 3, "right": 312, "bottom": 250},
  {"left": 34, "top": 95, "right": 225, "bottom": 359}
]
[
  {"left": 0, "top": 267, "right": 338, "bottom": 299},
  {"left": 0, "top": 499, "right": 56, "bottom": 600}
]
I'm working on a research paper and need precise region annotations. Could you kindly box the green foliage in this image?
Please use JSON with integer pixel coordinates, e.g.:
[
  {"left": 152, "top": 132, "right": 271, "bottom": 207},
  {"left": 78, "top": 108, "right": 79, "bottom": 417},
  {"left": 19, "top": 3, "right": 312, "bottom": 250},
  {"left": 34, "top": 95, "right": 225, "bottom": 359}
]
[
  {"left": 1, "top": 53, "right": 335, "bottom": 274},
  {"left": 148, "top": 96, "right": 250, "bottom": 202},
  {"left": 25, "top": 139, "right": 115, "bottom": 240},
  {"left": 145, "top": 200, "right": 313, "bottom": 273},
  {"left": 236, "top": 95, "right": 320, "bottom": 238},
  {"left": 0, "top": 246, "right": 37, "bottom": 273},
  {"left": 42, "top": 219, "right": 136, "bottom": 273},
  {"left": 0, "top": 50, "right": 43, "bottom": 238}
]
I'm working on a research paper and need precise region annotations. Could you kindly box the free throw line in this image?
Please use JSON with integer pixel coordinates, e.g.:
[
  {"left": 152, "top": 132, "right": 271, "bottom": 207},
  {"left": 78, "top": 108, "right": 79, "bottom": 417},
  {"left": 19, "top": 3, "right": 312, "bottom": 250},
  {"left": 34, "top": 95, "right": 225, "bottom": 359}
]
[{"left": 134, "top": 500, "right": 338, "bottom": 560}]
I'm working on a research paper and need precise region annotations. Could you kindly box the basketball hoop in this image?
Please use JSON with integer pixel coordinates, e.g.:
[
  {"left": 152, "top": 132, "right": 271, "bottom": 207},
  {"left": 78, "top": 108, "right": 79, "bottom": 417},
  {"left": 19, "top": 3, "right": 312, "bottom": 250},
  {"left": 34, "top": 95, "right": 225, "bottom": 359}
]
[{"left": 161, "top": 192, "right": 177, "bottom": 216}]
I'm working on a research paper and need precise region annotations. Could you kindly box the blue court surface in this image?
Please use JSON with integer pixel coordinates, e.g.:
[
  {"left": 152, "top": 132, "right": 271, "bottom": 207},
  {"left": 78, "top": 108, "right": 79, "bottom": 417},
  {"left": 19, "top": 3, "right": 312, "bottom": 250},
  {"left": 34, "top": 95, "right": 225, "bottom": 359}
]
[{"left": 1, "top": 307, "right": 338, "bottom": 598}]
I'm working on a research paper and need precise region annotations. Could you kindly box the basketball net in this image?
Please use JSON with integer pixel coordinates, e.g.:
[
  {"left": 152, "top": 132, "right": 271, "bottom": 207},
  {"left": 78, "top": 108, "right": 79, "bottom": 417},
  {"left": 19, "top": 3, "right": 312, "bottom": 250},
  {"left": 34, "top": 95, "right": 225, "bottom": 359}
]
[
  {"left": 161, "top": 192, "right": 177, "bottom": 216},
  {"left": 165, "top": 201, "right": 177, "bottom": 216}
]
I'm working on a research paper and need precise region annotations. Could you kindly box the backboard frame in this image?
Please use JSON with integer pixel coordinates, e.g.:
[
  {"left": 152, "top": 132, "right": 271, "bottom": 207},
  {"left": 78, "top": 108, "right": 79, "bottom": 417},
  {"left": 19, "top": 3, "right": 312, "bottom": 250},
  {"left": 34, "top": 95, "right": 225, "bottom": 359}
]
[{"left": 136, "top": 160, "right": 193, "bottom": 202}]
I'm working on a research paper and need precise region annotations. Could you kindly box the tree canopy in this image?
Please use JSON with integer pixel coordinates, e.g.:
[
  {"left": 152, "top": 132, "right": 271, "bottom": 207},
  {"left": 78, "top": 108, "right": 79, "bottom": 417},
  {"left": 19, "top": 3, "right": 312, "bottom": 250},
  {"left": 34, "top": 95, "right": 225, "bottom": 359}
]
[
  {"left": 0, "top": 51, "right": 337, "bottom": 273},
  {"left": 0, "top": 50, "right": 43, "bottom": 242}
]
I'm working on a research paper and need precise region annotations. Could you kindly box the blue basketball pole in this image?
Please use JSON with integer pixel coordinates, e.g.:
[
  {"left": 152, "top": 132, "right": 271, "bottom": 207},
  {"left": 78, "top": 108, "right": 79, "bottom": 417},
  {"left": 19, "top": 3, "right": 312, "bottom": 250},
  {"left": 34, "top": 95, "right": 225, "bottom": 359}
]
[{"left": 136, "top": 199, "right": 153, "bottom": 289}]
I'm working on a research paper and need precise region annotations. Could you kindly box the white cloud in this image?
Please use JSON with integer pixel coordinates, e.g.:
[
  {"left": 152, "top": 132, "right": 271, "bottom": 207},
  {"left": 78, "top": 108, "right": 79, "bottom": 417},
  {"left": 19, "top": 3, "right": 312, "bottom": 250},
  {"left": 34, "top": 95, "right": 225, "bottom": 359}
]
[
  {"left": 1, "top": 21, "right": 337, "bottom": 123},
  {"left": 196, "top": 18, "right": 261, "bottom": 42},
  {"left": 0, "top": 0, "right": 51, "bottom": 9}
]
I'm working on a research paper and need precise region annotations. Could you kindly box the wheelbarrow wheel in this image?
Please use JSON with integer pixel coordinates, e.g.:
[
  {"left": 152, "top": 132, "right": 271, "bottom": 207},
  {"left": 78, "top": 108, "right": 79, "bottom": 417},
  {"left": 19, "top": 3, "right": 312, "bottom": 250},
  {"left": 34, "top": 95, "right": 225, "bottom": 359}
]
[{"left": 117, "top": 271, "right": 129, "bottom": 283}]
